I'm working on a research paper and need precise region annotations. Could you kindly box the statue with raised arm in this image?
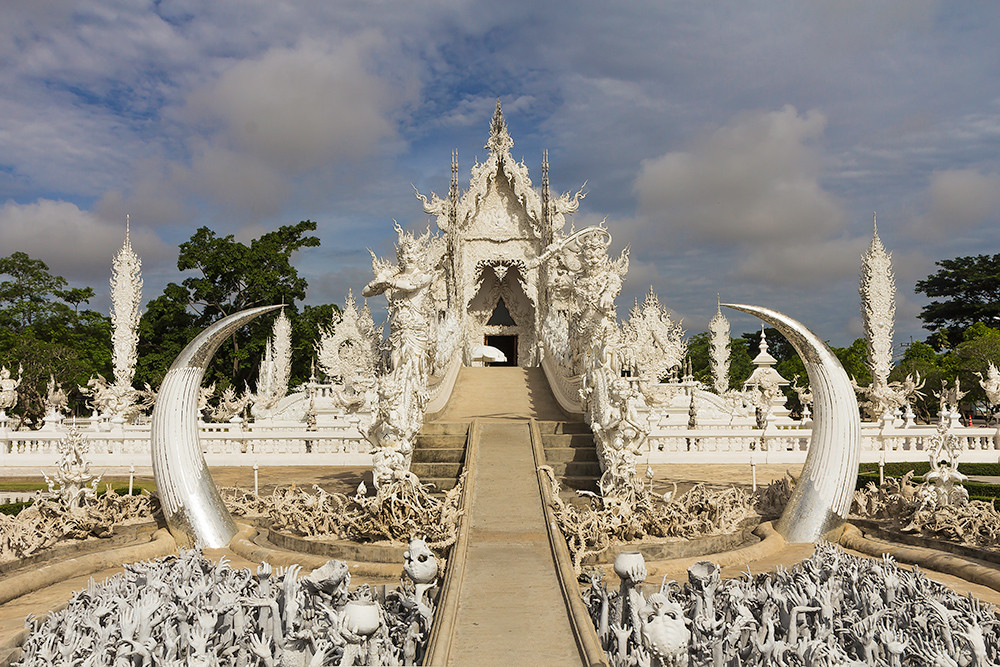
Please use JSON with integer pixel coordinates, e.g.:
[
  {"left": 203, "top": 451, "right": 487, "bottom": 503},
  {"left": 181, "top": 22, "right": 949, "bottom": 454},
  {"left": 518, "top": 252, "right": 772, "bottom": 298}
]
[
  {"left": 532, "top": 224, "right": 628, "bottom": 373},
  {"left": 977, "top": 362, "right": 1000, "bottom": 423},
  {"left": 45, "top": 374, "right": 69, "bottom": 416},
  {"left": 0, "top": 364, "right": 22, "bottom": 416},
  {"left": 363, "top": 224, "right": 435, "bottom": 376},
  {"left": 363, "top": 224, "right": 438, "bottom": 488}
]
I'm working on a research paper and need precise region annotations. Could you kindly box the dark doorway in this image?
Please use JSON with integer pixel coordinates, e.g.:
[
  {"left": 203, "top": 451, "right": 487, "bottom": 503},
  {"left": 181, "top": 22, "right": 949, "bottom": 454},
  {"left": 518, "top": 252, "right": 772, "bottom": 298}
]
[{"left": 485, "top": 335, "right": 517, "bottom": 366}]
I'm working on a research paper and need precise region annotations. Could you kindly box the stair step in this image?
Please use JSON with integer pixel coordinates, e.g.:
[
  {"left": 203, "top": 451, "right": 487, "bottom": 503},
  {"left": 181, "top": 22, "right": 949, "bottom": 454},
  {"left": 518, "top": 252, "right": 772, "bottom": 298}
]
[
  {"left": 542, "top": 447, "right": 598, "bottom": 463},
  {"left": 535, "top": 421, "right": 591, "bottom": 435},
  {"left": 419, "top": 477, "right": 459, "bottom": 491},
  {"left": 556, "top": 476, "right": 600, "bottom": 492},
  {"left": 412, "top": 448, "right": 466, "bottom": 463},
  {"left": 411, "top": 462, "right": 463, "bottom": 478},
  {"left": 414, "top": 434, "right": 468, "bottom": 449},
  {"left": 547, "top": 461, "right": 603, "bottom": 477},
  {"left": 419, "top": 422, "right": 470, "bottom": 436},
  {"left": 541, "top": 433, "right": 594, "bottom": 448}
]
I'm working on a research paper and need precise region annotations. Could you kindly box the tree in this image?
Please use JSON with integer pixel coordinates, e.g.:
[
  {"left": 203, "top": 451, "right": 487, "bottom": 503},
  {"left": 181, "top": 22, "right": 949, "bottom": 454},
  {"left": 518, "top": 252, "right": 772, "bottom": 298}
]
[
  {"left": 137, "top": 221, "right": 321, "bottom": 391},
  {"left": 915, "top": 254, "right": 1000, "bottom": 349},
  {"left": 0, "top": 251, "right": 70, "bottom": 328},
  {"left": 0, "top": 252, "right": 111, "bottom": 421}
]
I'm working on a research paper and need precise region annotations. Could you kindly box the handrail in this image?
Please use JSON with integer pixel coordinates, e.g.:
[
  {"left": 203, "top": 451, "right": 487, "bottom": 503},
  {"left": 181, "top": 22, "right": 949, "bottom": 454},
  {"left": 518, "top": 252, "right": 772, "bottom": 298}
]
[
  {"left": 422, "top": 418, "right": 479, "bottom": 665},
  {"left": 530, "top": 418, "right": 608, "bottom": 667},
  {"left": 540, "top": 345, "right": 584, "bottom": 415},
  {"left": 425, "top": 351, "right": 464, "bottom": 418}
]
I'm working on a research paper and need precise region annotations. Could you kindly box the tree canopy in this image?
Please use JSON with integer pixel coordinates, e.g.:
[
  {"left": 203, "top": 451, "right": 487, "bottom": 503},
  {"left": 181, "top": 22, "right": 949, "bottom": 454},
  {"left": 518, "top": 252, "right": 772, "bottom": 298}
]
[
  {"left": 136, "top": 221, "right": 322, "bottom": 391},
  {"left": 915, "top": 253, "right": 1000, "bottom": 349},
  {"left": 0, "top": 252, "right": 111, "bottom": 423}
]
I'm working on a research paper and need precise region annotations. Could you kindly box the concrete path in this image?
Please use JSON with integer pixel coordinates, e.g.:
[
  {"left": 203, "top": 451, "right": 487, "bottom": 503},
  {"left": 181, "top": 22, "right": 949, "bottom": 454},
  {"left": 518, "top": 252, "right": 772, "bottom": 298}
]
[
  {"left": 447, "top": 420, "right": 581, "bottom": 665},
  {"left": 433, "top": 367, "right": 569, "bottom": 422}
]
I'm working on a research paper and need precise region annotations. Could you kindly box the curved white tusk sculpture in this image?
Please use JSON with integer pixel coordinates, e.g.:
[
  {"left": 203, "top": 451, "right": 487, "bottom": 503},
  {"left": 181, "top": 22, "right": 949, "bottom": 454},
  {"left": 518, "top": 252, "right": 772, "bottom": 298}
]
[
  {"left": 723, "top": 304, "right": 860, "bottom": 542},
  {"left": 151, "top": 305, "right": 282, "bottom": 548}
]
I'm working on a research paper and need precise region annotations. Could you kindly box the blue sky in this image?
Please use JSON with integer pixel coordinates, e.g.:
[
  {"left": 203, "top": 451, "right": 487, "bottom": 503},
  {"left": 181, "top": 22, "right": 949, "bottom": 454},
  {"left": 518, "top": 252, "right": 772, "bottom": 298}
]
[{"left": 2, "top": 1, "right": 1000, "bottom": 349}]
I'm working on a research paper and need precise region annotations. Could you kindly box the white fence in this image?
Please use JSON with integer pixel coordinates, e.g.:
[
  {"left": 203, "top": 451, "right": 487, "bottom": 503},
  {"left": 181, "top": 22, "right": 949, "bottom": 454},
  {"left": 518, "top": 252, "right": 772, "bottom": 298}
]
[
  {"left": 0, "top": 420, "right": 372, "bottom": 469},
  {"left": 3, "top": 412, "right": 999, "bottom": 470},
  {"left": 643, "top": 420, "right": 1000, "bottom": 465}
]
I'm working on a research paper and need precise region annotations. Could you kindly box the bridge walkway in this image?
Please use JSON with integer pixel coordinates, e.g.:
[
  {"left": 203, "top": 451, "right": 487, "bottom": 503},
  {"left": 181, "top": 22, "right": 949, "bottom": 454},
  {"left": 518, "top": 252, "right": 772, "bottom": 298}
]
[{"left": 425, "top": 367, "right": 603, "bottom": 666}]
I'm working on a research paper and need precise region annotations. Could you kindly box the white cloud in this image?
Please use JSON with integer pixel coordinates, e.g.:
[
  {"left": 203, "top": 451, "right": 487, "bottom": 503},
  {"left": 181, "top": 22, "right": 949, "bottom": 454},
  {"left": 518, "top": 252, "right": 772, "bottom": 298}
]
[
  {"left": 0, "top": 199, "right": 172, "bottom": 283},
  {"left": 913, "top": 169, "right": 1000, "bottom": 237},
  {"left": 635, "top": 106, "right": 843, "bottom": 245},
  {"left": 631, "top": 106, "right": 861, "bottom": 286},
  {"left": 182, "top": 34, "right": 402, "bottom": 174}
]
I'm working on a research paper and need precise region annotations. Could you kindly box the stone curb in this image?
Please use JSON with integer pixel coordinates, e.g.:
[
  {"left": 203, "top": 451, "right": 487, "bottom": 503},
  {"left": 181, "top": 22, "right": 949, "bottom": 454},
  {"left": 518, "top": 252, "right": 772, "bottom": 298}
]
[
  {"left": 423, "top": 419, "right": 479, "bottom": 666},
  {"left": 0, "top": 528, "right": 176, "bottom": 607},
  {"left": 0, "top": 520, "right": 161, "bottom": 577},
  {"left": 840, "top": 523, "right": 1000, "bottom": 593},
  {"left": 228, "top": 523, "right": 403, "bottom": 579},
  {"left": 595, "top": 521, "right": 788, "bottom": 582},
  {"left": 530, "top": 418, "right": 609, "bottom": 667},
  {"left": 0, "top": 528, "right": 177, "bottom": 667}
]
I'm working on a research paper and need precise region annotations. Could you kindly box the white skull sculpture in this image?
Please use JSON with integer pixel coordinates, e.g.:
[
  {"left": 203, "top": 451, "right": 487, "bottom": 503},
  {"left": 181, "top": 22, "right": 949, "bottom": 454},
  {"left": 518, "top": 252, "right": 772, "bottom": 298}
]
[{"left": 640, "top": 593, "right": 690, "bottom": 667}]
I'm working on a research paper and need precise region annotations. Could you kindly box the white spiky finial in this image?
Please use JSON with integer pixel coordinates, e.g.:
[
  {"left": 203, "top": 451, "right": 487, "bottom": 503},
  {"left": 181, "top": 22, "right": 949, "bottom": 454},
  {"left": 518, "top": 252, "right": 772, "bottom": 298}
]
[
  {"left": 709, "top": 295, "right": 731, "bottom": 394},
  {"left": 110, "top": 215, "right": 142, "bottom": 412},
  {"left": 860, "top": 212, "right": 896, "bottom": 418}
]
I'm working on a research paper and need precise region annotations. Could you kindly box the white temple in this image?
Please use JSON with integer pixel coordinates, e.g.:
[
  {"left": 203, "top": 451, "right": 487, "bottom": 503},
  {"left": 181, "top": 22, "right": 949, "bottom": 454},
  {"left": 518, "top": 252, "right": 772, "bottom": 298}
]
[{"left": 416, "top": 100, "right": 586, "bottom": 367}]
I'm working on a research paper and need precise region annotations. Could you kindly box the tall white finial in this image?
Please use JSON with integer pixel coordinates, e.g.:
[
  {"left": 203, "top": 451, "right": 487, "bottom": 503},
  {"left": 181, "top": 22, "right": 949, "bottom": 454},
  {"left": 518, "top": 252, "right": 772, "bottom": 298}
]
[
  {"left": 110, "top": 215, "right": 143, "bottom": 417},
  {"left": 709, "top": 295, "right": 731, "bottom": 394},
  {"left": 859, "top": 215, "right": 896, "bottom": 419}
]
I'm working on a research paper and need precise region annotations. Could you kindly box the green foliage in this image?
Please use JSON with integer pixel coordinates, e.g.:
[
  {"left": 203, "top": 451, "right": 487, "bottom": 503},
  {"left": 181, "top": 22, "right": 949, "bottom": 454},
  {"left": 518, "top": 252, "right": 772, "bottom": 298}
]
[
  {"left": 0, "top": 252, "right": 111, "bottom": 422},
  {"left": 915, "top": 253, "right": 1000, "bottom": 348},
  {"left": 686, "top": 332, "right": 754, "bottom": 390},
  {"left": 0, "top": 501, "right": 32, "bottom": 516},
  {"left": 727, "top": 337, "right": 754, "bottom": 389},
  {"left": 291, "top": 304, "right": 341, "bottom": 386},
  {"left": 687, "top": 332, "right": 712, "bottom": 385},
  {"left": 138, "top": 221, "right": 321, "bottom": 391},
  {"left": 888, "top": 325, "right": 1000, "bottom": 421},
  {"left": 0, "top": 252, "right": 70, "bottom": 328}
]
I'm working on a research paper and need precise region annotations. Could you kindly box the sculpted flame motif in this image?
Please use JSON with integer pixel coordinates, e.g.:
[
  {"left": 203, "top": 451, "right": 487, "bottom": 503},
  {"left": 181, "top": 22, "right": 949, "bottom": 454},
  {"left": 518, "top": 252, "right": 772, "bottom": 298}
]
[
  {"left": 708, "top": 300, "right": 730, "bottom": 395},
  {"left": 109, "top": 218, "right": 142, "bottom": 418},
  {"left": 858, "top": 219, "right": 899, "bottom": 419}
]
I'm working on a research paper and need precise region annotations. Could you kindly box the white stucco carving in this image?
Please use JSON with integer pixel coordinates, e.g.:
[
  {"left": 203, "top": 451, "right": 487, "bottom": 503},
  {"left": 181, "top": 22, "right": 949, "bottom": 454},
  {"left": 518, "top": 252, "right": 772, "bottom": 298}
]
[
  {"left": 621, "top": 288, "right": 686, "bottom": 394},
  {"left": 109, "top": 218, "right": 143, "bottom": 418},
  {"left": 709, "top": 300, "right": 731, "bottom": 395},
  {"left": 363, "top": 225, "right": 437, "bottom": 487},
  {"left": 317, "top": 290, "right": 380, "bottom": 387},
  {"left": 252, "top": 309, "right": 292, "bottom": 419},
  {"left": 858, "top": 218, "right": 897, "bottom": 419}
]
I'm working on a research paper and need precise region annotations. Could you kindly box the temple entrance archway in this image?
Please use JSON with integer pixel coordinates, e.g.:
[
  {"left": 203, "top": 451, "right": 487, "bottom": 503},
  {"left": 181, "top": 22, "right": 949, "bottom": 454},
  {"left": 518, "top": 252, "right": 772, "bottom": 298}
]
[
  {"left": 485, "top": 334, "right": 517, "bottom": 366},
  {"left": 468, "top": 264, "right": 536, "bottom": 367}
]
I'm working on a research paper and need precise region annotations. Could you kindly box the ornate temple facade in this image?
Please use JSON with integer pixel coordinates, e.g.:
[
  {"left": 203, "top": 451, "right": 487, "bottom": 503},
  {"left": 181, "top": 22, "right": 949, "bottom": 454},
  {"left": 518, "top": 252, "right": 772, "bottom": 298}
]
[{"left": 416, "top": 101, "right": 585, "bottom": 367}]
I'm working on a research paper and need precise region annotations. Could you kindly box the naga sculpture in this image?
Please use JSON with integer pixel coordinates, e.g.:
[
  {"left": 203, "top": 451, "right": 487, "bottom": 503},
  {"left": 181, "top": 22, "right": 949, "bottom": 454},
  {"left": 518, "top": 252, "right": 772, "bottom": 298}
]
[
  {"left": 151, "top": 304, "right": 281, "bottom": 548},
  {"left": 724, "top": 304, "right": 861, "bottom": 542}
]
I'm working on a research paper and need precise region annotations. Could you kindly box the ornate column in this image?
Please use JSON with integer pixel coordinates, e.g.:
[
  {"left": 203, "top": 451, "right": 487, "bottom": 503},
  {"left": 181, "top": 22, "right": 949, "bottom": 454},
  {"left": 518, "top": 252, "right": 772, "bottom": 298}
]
[
  {"left": 859, "top": 216, "right": 895, "bottom": 419},
  {"left": 709, "top": 298, "right": 730, "bottom": 394},
  {"left": 109, "top": 216, "right": 142, "bottom": 418}
]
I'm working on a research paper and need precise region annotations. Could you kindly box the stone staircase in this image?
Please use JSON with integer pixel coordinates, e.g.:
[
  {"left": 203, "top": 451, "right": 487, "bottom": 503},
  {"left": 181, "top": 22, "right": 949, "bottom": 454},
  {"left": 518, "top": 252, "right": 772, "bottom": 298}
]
[
  {"left": 537, "top": 420, "right": 600, "bottom": 495},
  {"left": 409, "top": 422, "right": 469, "bottom": 492}
]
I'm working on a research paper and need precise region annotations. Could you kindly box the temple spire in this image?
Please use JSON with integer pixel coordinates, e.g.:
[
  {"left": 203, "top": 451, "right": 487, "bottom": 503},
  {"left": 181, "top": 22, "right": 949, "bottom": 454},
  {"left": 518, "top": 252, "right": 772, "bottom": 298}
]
[
  {"left": 486, "top": 98, "right": 513, "bottom": 155},
  {"left": 449, "top": 149, "right": 459, "bottom": 229},
  {"left": 541, "top": 149, "right": 551, "bottom": 245}
]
